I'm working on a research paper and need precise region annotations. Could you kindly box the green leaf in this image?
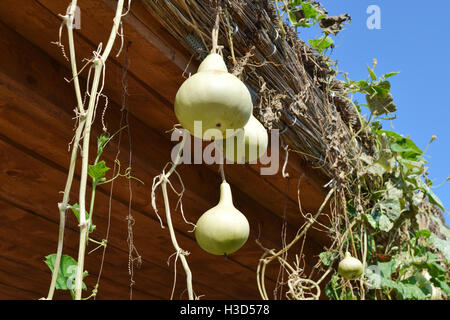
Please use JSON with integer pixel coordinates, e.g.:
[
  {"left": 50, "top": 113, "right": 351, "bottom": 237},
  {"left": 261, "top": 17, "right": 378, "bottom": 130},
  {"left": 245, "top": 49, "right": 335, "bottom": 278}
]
[
  {"left": 70, "top": 204, "right": 95, "bottom": 233},
  {"left": 88, "top": 160, "right": 110, "bottom": 180},
  {"left": 383, "top": 72, "right": 400, "bottom": 79},
  {"left": 325, "top": 274, "right": 340, "bottom": 299},
  {"left": 97, "top": 133, "right": 111, "bottom": 155},
  {"left": 371, "top": 85, "right": 390, "bottom": 98},
  {"left": 44, "top": 254, "right": 87, "bottom": 291},
  {"left": 319, "top": 251, "right": 336, "bottom": 266},
  {"left": 416, "top": 179, "right": 445, "bottom": 210},
  {"left": 363, "top": 213, "right": 378, "bottom": 229},
  {"left": 366, "top": 260, "right": 398, "bottom": 290},
  {"left": 355, "top": 80, "right": 369, "bottom": 91},
  {"left": 308, "top": 35, "right": 334, "bottom": 53},
  {"left": 415, "top": 229, "right": 431, "bottom": 239},
  {"left": 290, "top": 0, "right": 303, "bottom": 7},
  {"left": 428, "top": 261, "right": 447, "bottom": 277},
  {"left": 378, "top": 130, "right": 423, "bottom": 160},
  {"left": 396, "top": 280, "right": 427, "bottom": 299},
  {"left": 301, "top": 2, "right": 318, "bottom": 19},
  {"left": 367, "top": 65, "right": 377, "bottom": 81},
  {"left": 288, "top": 11, "right": 298, "bottom": 25},
  {"left": 434, "top": 279, "right": 450, "bottom": 295},
  {"left": 378, "top": 80, "right": 391, "bottom": 92}
]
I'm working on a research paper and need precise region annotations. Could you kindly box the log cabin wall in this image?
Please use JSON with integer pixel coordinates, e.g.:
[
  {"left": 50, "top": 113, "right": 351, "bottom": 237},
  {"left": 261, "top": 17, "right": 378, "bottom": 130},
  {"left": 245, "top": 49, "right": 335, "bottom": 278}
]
[{"left": 0, "top": 0, "right": 329, "bottom": 299}]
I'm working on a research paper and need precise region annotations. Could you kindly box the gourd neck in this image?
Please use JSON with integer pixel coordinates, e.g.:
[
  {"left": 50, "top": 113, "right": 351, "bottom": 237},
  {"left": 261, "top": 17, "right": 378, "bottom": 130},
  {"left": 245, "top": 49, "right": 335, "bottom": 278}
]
[
  {"left": 197, "top": 53, "right": 228, "bottom": 73},
  {"left": 218, "top": 182, "right": 234, "bottom": 206}
]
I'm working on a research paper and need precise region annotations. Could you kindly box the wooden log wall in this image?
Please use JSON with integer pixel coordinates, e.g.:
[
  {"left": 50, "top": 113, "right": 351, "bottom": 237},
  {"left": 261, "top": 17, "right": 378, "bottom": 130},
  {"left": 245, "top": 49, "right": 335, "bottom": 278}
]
[{"left": 0, "top": 0, "right": 330, "bottom": 299}]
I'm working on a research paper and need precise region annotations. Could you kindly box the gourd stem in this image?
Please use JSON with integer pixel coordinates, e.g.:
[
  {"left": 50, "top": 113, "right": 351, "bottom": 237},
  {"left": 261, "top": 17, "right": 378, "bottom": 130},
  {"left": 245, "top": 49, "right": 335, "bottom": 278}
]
[
  {"left": 220, "top": 162, "right": 226, "bottom": 182},
  {"left": 211, "top": 10, "right": 220, "bottom": 54}
]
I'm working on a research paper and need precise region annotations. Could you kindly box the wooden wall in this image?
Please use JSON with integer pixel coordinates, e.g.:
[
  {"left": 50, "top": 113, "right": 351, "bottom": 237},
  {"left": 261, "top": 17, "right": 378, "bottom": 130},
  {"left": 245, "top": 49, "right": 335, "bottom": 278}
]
[{"left": 0, "top": 0, "right": 330, "bottom": 299}]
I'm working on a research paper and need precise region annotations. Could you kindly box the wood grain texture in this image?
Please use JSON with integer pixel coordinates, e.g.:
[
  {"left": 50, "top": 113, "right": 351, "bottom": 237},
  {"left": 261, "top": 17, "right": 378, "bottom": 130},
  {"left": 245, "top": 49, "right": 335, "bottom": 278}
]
[{"left": 0, "top": 0, "right": 332, "bottom": 300}]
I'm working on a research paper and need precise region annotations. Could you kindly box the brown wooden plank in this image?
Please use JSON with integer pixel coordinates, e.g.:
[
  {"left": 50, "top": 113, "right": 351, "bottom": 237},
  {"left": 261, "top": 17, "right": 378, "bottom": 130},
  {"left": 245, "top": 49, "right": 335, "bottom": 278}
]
[
  {"left": 0, "top": 198, "right": 232, "bottom": 300},
  {"left": 0, "top": 53, "right": 307, "bottom": 280},
  {"left": 0, "top": 131, "right": 274, "bottom": 299},
  {"left": 0, "top": 0, "right": 177, "bottom": 136},
  {"left": 37, "top": 0, "right": 187, "bottom": 103}
]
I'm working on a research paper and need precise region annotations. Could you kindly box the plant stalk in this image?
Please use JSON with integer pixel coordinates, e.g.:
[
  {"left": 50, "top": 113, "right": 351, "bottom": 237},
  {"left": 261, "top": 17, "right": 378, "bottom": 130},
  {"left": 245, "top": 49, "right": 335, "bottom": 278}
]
[
  {"left": 73, "top": 0, "right": 125, "bottom": 300},
  {"left": 161, "top": 132, "right": 193, "bottom": 299},
  {"left": 75, "top": 64, "right": 102, "bottom": 299},
  {"left": 47, "top": 119, "right": 85, "bottom": 299},
  {"left": 47, "top": 0, "right": 85, "bottom": 300}
]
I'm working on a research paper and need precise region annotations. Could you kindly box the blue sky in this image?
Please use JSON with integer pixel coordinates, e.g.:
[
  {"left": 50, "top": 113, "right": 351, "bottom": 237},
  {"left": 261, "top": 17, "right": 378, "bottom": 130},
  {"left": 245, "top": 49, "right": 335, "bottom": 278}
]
[{"left": 293, "top": 1, "right": 450, "bottom": 224}]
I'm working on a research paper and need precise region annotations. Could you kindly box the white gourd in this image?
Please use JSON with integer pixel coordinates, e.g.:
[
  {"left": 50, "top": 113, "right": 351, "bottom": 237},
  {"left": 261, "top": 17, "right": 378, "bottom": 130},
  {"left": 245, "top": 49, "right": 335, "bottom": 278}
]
[
  {"left": 174, "top": 53, "right": 253, "bottom": 140},
  {"left": 338, "top": 251, "right": 364, "bottom": 280},
  {"left": 195, "top": 181, "right": 250, "bottom": 255},
  {"left": 217, "top": 115, "right": 268, "bottom": 163}
]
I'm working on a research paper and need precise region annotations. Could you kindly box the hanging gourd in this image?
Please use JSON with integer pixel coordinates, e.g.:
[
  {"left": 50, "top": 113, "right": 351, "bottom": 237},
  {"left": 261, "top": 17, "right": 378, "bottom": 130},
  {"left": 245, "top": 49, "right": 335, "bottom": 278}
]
[
  {"left": 338, "top": 251, "right": 364, "bottom": 280},
  {"left": 195, "top": 181, "right": 250, "bottom": 255},
  {"left": 174, "top": 17, "right": 253, "bottom": 140},
  {"left": 174, "top": 53, "right": 253, "bottom": 140},
  {"left": 217, "top": 114, "right": 268, "bottom": 163}
]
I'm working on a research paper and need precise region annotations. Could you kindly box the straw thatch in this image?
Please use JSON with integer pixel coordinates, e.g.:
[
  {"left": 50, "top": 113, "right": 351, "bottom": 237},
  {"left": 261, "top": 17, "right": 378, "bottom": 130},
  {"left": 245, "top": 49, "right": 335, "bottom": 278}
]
[{"left": 144, "top": 0, "right": 360, "bottom": 180}]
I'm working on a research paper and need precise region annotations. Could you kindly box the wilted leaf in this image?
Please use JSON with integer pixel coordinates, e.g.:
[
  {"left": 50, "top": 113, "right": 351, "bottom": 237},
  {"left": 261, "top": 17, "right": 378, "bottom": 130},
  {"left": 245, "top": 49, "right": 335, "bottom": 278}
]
[
  {"left": 319, "top": 251, "right": 336, "bottom": 266},
  {"left": 430, "top": 234, "right": 450, "bottom": 263},
  {"left": 379, "top": 214, "right": 394, "bottom": 232},
  {"left": 366, "top": 93, "right": 396, "bottom": 116},
  {"left": 363, "top": 213, "right": 378, "bottom": 229}
]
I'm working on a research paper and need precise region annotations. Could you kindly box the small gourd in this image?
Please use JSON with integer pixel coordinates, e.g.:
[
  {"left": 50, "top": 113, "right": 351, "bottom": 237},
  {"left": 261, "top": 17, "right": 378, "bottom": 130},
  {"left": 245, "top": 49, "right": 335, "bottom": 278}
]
[
  {"left": 174, "top": 53, "right": 253, "bottom": 140},
  {"left": 217, "top": 115, "right": 269, "bottom": 163},
  {"left": 195, "top": 181, "right": 250, "bottom": 255},
  {"left": 338, "top": 251, "right": 364, "bottom": 280}
]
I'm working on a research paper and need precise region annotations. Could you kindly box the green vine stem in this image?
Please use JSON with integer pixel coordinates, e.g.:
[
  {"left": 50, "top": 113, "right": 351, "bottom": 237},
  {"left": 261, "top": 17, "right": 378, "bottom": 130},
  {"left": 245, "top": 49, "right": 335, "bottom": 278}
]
[
  {"left": 47, "top": 0, "right": 85, "bottom": 300},
  {"left": 74, "top": 0, "right": 126, "bottom": 300}
]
